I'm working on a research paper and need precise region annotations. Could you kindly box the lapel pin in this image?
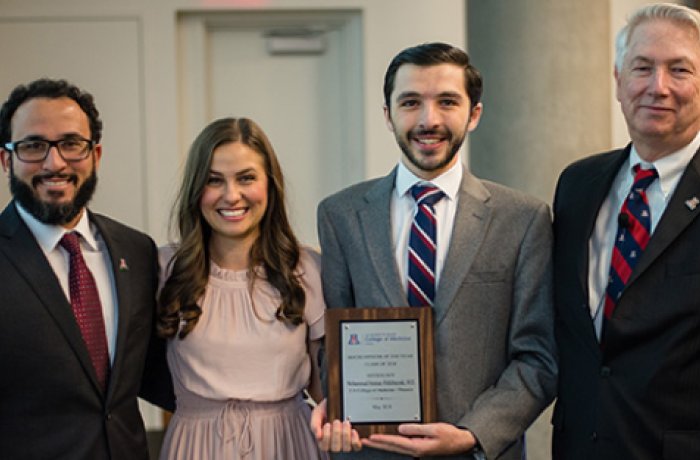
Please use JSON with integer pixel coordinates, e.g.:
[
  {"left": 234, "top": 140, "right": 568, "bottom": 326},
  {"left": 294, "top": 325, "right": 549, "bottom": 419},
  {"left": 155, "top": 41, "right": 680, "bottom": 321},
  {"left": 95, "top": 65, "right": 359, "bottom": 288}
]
[
  {"left": 685, "top": 196, "right": 699, "bottom": 211},
  {"left": 119, "top": 258, "right": 129, "bottom": 272}
]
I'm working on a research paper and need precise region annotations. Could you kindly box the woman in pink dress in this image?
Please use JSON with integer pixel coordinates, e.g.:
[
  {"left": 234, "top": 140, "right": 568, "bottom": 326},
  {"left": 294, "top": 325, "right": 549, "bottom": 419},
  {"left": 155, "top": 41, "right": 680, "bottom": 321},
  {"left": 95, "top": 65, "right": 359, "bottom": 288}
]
[{"left": 157, "top": 117, "right": 328, "bottom": 460}]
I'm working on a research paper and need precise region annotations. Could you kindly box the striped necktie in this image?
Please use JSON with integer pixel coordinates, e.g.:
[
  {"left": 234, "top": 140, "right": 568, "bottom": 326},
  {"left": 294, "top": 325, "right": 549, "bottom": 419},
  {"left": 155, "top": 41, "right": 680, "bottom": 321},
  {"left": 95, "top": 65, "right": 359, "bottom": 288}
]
[
  {"left": 603, "top": 165, "right": 658, "bottom": 319},
  {"left": 408, "top": 184, "right": 445, "bottom": 307}
]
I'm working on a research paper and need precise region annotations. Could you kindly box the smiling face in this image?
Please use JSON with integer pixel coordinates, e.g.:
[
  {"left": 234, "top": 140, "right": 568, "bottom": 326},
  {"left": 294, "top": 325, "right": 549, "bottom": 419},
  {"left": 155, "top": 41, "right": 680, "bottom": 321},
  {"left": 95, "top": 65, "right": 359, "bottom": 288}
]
[
  {"left": 616, "top": 18, "right": 700, "bottom": 160},
  {"left": 0, "top": 97, "right": 101, "bottom": 228},
  {"left": 384, "top": 63, "right": 482, "bottom": 180},
  {"left": 199, "top": 141, "right": 269, "bottom": 250}
]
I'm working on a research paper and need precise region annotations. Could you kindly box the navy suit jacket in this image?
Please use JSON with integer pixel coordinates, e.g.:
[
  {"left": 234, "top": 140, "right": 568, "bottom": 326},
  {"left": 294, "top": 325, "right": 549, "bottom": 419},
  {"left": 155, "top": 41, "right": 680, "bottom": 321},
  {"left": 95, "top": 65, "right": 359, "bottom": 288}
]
[
  {"left": 552, "top": 146, "right": 700, "bottom": 460},
  {"left": 0, "top": 202, "right": 172, "bottom": 460}
]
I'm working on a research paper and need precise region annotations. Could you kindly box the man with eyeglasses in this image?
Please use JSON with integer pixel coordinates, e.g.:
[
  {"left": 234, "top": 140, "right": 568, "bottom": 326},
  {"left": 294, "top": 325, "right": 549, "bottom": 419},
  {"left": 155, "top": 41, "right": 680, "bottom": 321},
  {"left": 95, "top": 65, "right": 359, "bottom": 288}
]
[{"left": 0, "top": 78, "right": 172, "bottom": 460}]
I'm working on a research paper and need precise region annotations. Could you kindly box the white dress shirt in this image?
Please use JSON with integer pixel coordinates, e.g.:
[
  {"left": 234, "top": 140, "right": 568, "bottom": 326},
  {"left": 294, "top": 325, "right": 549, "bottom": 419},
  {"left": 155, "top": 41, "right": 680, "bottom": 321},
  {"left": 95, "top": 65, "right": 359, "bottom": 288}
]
[
  {"left": 391, "top": 157, "right": 462, "bottom": 295},
  {"left": 16, "top": 203, "right": 118, "bottom": 361},
  {"left": 587, "top": 133, "right": 700, "bottom": 338},
  {"left": 391, "top": 157, "right": 486, "bottom": 459}
]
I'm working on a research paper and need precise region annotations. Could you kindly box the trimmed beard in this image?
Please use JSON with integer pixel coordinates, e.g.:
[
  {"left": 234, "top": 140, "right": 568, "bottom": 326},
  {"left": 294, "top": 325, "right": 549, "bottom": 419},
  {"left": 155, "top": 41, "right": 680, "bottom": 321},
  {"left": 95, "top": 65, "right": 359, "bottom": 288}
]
[
  {"left": 397, "top": 129, "right": 465, "bottom": 174},
  {"left": 10, "top": 166, "right": 98, "bottom": 226}
]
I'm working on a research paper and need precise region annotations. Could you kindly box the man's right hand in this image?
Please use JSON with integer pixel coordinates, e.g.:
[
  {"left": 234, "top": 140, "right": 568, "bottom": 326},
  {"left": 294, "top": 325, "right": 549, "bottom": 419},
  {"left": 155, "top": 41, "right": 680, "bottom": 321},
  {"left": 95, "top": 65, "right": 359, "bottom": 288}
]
[{"left": 310, "top": 398, "right": 363, "bottom": 452}]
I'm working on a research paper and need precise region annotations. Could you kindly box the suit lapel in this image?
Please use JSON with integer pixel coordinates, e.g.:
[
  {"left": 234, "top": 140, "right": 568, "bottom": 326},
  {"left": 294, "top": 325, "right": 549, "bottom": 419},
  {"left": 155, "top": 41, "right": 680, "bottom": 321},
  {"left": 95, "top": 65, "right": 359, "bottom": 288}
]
[
  {"left": 0, "top": 203, "right": 104, "bottom": 393},
  {"left": 433, "top": 168, "right": 491, "bottom": 327},
  {"left": 562, "top": 150, "right": 628, "bottom": 354},
  {"left": 627, "top": 149, "right": 700, "bottom": 286},
  {"left": 358, "top": 169, "right": 408, "bottom": 307},
  {"left": 91, "top": 214, "right": 132, "bottom": 402},
  {"left": 573, "top": 149, "right": 629, "bottom": 298}
]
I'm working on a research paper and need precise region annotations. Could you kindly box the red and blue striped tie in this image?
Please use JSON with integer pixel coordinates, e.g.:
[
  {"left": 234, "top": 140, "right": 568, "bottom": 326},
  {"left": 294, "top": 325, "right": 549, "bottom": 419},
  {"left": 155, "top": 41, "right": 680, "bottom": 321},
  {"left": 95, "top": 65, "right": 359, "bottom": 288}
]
[
  {"left": 408, "top": 184, "right": 445, "bottom": 307},
  {"left": 604, "top": 165, "right": 657, "bottom": 319}
]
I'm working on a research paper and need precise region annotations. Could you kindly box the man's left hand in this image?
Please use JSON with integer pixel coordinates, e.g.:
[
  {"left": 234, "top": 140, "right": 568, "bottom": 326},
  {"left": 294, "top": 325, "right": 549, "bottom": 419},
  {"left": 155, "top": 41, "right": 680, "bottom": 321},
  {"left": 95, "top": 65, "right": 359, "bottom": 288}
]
[{"left": 363, "top": 422, "right": 477, "bottom": 457}]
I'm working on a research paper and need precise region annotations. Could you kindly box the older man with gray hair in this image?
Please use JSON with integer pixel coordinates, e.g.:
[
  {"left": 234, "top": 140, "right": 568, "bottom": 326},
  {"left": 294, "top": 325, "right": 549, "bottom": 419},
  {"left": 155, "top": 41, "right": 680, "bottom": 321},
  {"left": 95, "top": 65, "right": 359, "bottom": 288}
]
[{"left": 552, "top": 3, "right": 700, "bottom": 459}]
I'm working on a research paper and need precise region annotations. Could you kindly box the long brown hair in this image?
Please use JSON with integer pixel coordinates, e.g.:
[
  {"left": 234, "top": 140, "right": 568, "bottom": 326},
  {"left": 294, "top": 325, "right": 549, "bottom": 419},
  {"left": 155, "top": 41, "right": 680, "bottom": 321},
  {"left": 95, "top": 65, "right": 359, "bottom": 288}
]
[{"left": 157, "top": 117, "right": 305, "bottom": 339}]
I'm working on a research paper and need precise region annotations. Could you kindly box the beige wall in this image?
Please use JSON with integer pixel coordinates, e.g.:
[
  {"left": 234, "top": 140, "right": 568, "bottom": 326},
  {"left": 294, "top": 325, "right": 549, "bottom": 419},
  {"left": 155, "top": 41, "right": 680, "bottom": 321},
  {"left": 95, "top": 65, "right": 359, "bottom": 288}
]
[
  {"left": 2, "top": 0, "right": 686, "bottom": 235},
  {"left": 0, "top": 0, "right": 465, "bottom": 244}
]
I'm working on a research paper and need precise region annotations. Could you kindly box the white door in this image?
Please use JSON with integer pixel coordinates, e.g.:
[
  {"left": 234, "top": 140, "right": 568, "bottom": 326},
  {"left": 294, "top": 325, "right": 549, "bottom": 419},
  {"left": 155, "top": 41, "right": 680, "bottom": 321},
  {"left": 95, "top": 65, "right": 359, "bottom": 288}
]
[{"left": 179, "top": 10, "right": 364, "bottom": 247}]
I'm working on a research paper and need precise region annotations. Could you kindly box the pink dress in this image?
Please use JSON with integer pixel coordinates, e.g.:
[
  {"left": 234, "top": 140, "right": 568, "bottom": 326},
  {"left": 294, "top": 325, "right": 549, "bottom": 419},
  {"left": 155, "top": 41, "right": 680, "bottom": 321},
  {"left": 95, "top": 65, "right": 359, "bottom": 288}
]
[{"left": 158, "top": 247, "right": 328, "bottom": 460}]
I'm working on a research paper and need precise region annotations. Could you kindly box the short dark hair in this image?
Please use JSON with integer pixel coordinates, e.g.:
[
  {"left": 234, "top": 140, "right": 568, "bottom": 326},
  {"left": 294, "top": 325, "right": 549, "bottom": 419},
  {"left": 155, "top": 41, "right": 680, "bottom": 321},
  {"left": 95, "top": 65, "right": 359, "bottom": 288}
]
[
  {"left": 383, "top": 42, "right": 483, "bottom": 113},
  {"left": 0, "top": 78, "right": 102, "bottom": 145}
]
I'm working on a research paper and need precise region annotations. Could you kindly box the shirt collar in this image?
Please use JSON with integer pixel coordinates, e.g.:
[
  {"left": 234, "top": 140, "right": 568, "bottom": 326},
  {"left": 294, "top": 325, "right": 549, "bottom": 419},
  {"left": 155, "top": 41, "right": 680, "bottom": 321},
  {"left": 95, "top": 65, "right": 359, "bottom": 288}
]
[
  {"left": 629, "top": 131, "right": 700, "bottom": 199},
  {"left": 395, "top": 155, "right": 463, "bottom": 201},
  {"left": 15, "top": 203, "right": 97, "bottom": 252}
]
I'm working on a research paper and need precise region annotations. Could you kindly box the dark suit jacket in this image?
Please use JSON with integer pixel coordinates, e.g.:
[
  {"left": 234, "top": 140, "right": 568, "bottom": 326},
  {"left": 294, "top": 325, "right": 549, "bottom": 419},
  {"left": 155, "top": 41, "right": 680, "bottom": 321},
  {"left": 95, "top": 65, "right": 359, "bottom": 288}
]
[
  {"left": 552, "top": 146, "right": 700, "bottom": 460},
  {"left": 0, "top": 202, "right": 172, "bottom": 460},
  {"left": 318, "top": 166, "right": 557, "bottom": 460}
]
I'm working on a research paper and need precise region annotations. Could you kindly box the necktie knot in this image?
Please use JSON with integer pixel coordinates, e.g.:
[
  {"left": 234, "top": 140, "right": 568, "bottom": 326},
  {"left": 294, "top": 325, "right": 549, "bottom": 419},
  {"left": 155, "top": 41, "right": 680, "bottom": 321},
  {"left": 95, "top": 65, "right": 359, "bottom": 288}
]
[
  {"left": 411, "top": 184, "right": 445, "bottom": 208},
  {"left": 631, "top": 164, "right": 658, "bottom": 193},
  {"left": 60, "top": 232, "right": 82, "bottom": 255}
]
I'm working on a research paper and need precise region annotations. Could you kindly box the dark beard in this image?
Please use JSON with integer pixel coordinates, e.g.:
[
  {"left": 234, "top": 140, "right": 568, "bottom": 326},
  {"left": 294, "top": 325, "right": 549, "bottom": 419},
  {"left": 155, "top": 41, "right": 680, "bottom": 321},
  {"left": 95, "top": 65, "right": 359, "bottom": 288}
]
[
  {"left": 397, "top": 129, "right": 465, "bottom": 174},
  {"left": 10, "top": 169, "right": 98, "bottom": 225}
]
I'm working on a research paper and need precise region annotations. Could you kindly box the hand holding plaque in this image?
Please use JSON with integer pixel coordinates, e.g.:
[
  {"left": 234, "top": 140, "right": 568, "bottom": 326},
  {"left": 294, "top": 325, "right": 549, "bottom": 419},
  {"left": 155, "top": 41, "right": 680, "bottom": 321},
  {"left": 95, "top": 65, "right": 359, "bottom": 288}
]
[{"left": 324, "top": 307, "right": 436, "bottom": 437}]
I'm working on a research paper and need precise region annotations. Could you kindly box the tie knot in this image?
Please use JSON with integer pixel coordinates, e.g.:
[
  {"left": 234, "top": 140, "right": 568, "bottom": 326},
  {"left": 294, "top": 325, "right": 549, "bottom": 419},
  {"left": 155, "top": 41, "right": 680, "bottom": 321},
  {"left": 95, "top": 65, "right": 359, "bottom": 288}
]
[
  {"left": 60, "top": 232, "right": 82, "bottom": 255},
  {"left": 411, "top": 184, "right": 444, "bottom": 207},
  {"left": 632, "top": 164, "right": 658, "bottom": 191}
]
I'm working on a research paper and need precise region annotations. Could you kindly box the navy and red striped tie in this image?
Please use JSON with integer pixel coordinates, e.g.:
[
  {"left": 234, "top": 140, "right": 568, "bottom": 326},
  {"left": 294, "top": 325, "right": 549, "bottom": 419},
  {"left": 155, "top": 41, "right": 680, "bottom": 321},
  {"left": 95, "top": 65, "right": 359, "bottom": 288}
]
[
  {"left": 604, "top": 165, "right": 657, "bottom": 319},
  {"left": 408, "top": 184, "right": 445, "bottom": 307}
]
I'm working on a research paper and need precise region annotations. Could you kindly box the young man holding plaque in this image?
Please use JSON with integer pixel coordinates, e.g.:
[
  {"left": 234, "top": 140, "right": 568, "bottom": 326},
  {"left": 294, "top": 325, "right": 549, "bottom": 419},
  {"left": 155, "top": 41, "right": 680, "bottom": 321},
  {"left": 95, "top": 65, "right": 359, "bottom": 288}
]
[{"left": 310, "top": 42, "right": 557, "bottom": 459}]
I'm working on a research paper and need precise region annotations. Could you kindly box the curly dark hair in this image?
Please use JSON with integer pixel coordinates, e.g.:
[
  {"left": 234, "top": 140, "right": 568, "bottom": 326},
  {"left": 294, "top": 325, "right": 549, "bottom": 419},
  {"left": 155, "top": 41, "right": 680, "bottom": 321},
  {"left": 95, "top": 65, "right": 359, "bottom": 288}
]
[
  {"left": 383, "top": 42, "right": 483, "bottom": 114},
  {"left": 0, "top": 78, "right": 102, "bottom": 145}
]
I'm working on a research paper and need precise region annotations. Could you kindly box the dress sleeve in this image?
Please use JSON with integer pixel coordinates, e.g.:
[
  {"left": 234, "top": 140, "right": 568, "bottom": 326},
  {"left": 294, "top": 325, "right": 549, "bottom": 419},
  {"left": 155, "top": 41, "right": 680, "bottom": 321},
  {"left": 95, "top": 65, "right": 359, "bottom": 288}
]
[{"left": 300, "top": 247, "right": 326, "bottom": 340}]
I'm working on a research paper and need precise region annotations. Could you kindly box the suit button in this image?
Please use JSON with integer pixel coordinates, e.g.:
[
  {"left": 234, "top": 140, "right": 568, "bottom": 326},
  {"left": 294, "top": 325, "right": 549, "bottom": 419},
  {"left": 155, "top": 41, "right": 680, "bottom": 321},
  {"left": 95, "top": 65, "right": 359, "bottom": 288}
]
[
  {"left": 600, "top": 366, "right": 611, "bottom": 377},
  {"left": 590, "top": 431, "right": 598, "bottom": 442},
  {"left": 105, "top": 413, "right": 112, "bottom": 421}
]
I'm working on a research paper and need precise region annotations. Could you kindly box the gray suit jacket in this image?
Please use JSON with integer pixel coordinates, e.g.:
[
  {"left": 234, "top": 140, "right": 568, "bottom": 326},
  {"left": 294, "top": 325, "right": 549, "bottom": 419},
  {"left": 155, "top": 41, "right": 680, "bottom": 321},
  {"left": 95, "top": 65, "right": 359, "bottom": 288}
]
[{"left": 317, "top": 166, "right": 557, "bottom": 460}]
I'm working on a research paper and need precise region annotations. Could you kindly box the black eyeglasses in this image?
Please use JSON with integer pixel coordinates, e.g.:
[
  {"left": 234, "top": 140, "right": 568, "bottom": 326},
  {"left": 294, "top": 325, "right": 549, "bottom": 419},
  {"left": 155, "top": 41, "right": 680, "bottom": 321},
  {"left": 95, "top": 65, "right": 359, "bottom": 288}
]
[{"left": 3, "top": 137, "right": 95, "bottom": 163}]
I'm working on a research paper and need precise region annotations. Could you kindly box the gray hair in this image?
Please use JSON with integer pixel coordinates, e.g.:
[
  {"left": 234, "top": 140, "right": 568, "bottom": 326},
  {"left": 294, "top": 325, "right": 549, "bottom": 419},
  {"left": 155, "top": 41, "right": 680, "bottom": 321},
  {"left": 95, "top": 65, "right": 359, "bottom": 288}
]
[{"left": 615, "top": 2, "right": 700, "bottom": 71}]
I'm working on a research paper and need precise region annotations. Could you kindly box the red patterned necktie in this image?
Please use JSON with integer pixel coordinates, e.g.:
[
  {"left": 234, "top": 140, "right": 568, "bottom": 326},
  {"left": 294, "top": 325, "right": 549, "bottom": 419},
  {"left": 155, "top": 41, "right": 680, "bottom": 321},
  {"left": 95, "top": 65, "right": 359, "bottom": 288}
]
[
  {"left": 408, "top": 184, "right": 445, "bottom": 307},
  {"left": 603, "top": 165, "right": 658, "bottom": 319},
  {"left": 60, "top": 232, "right": 110, "bottom": 391}
]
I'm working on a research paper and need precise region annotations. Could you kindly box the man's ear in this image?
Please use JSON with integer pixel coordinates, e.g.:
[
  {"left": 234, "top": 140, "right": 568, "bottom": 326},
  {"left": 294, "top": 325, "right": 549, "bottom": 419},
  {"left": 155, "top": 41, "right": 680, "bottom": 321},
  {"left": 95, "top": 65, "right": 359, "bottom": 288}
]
[
  {"left": 467, "top": 102, "right": 483, "bottom": 133},
  {"left": 383, "top": 105, "right": 395, "bottom": 133},
  {"left": 0, "top": 149, "right": 11, "bottom": 174},
  {"left": 92, "top": 143, "right": 103, "bottom": 169}
]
